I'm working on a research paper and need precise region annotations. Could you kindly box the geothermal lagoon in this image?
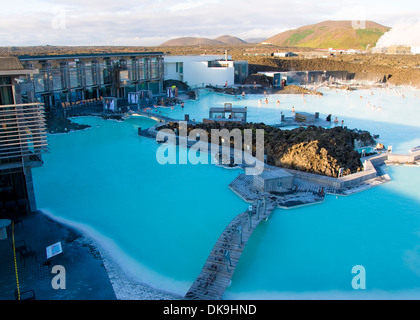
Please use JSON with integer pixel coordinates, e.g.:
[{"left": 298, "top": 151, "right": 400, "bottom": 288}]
[{"left": 33, "top": 86, "right": 420, "bottom": 299}]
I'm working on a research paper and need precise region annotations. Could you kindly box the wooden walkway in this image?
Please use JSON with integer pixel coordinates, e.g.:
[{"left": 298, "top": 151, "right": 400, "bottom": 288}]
[
  {"left": 184, "top": 199, "right": 276, "bottom": 300},
  {"left": 133, "top": 110, "right": 177, "bottom": 123}
]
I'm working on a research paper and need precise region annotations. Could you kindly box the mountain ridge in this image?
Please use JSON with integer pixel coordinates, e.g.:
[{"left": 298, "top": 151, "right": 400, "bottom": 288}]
[
  {"left": 263, "top": 20, "right": 390, "bottom": 49},
  {"left": 160, "top": 35, "right": 246, "bottom": 46}
]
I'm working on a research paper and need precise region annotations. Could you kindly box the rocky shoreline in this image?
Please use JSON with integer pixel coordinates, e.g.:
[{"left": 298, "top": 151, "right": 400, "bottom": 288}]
[
  {"left": 161, "top": 122, "right": 376, "bottom": 178},
  {"left": 46, "top": 115, "right": 91, "bottom": 134}
]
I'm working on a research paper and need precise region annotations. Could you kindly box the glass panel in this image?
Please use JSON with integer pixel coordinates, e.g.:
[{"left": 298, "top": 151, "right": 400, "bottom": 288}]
[
  {"left": 0, "top": 85, "right": 14, "bottom": 105},
  {"left": 76, "top": 62, "right": 85, "bottom": 87},
  {"left": 150, "top": 58, "right": 158, "bottom": 79},
  {"left": 148, "top": 80, "right": 160, "bottom": 95},
  {"left": 131, "top": 59, "right": 138, "bottom": 81},
  {"left": 69, "top": 68, "right": 78, "bottom": 88},
  {"left": 85, "top": 68, "right": 93, "bottom": 86},
  {"left": 51, "top": 69, "right": 63, "bottom": 91},
  {"left": 0, "top": 77, "right": 12, "bottom": 85},
  {"left": 33, "top": 73, "right": 45, "bottom": 93}
]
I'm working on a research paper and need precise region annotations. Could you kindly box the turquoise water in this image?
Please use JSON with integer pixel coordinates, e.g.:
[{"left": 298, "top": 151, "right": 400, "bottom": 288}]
[
  {"left": 161, "top": 87, "right": 420, "bottom": 153},
  {"left": 33, "top": 87, "right": 420, "bottom": 299},
  {"left": 225, "top": 166, "right": 420, "bottom": 299},
  {"left": 33, "top": 116, "right": 246, "bottom": 294}
]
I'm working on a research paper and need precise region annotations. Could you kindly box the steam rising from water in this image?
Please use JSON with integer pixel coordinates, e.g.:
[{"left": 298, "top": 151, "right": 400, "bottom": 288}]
[{"left": 376, "top": 19, "right": 420, "bottom": 53}]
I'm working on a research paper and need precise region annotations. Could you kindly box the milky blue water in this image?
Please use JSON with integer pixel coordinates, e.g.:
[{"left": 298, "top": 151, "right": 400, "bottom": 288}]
[{"left": 33, "top": 86, "right": 420, "bottom": 299}]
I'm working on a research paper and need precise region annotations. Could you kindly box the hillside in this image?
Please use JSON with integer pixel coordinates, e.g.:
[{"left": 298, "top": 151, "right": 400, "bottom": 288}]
[
  {"left": 264, "top": 20, "right": 390, "bottom": 50},
  {"left": 160, "top": 37, "right": 224, "bottom": 46},
  {"left": 160, "top": 35, "right": 246, "bottom": 46},
  {"left": 214, "top": 35, "right": 247, "bottom": 45}
]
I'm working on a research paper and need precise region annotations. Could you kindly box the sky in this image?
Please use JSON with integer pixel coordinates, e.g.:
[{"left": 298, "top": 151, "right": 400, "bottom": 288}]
[{"left": 0, "top": 0, "right": 419, "bottom": 47}]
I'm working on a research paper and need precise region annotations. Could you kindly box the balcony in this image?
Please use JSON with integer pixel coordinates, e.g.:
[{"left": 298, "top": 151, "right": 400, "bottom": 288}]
[{"left": 0, "top": 102, "right": 48, "bottom": 168}]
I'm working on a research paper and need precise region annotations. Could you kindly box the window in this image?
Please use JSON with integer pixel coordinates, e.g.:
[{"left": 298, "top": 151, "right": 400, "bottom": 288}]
[{"left": 0, "top": 77, "right": 14, "bottom": 105}]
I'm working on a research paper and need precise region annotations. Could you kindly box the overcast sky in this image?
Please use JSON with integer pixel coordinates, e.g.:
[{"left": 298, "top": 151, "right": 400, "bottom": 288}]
[{"left": 0, "top": 0, "right": 419, "bottom": 46}]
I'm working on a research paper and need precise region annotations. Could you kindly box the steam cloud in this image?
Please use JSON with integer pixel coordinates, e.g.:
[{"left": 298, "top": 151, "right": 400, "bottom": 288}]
[{"left": 375, "top": 19, "right": 420, "bottom": 54}]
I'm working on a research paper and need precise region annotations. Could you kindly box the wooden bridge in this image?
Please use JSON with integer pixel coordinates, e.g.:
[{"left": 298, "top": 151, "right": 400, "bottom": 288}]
[{"left": 184, "top": 199, "right": 276, "bottom": 300}]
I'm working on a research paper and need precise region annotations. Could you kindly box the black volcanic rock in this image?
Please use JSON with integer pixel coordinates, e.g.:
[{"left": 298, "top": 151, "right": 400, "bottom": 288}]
[
  {"left": 46, "top": 115, "right": 90, "bottom": 134},
  {"left": 161, "top": 122, "right": 376, "bottom": 177}
]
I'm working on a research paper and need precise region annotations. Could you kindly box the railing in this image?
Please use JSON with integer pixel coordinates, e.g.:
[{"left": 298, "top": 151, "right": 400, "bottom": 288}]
[{"left": 0, "top": 102, "right": 48, "bottom": 160}]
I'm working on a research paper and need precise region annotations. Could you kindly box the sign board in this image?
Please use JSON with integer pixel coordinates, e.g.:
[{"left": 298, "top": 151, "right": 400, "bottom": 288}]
[{"left": 46, "top": 242, "right": 63, "bottom": 259}]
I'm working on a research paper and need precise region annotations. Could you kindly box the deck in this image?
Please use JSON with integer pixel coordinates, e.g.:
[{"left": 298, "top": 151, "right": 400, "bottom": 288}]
[{"left": 184, "top": 199, "right": 276, "bottom": 300}]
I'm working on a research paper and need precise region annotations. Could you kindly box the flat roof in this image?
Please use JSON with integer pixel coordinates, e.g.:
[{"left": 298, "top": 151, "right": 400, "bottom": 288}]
[
  {"left": 258, "top": 169, "right": 293, "bottom": 180},
  {"left": 164, "top": 55, "right": 230, "bottom": 63},
  {"left": 18, "top": 52, "right": 164, "bottom": 61},
  {"left": 209, "top": 107, "right": 247, "bottom": 113}
]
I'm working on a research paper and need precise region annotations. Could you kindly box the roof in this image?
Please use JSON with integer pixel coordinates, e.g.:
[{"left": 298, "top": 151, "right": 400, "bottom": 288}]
[
  {"left": 0, "top": 57, "right": 24, "bottom": 71},
  {"left": 164, "top": 55, "right": 229, "bottom": 63},
  {"left": 257, "top": 169, "right": 293, "bottom": 180},
  {"left": 0, "top": 56, "right": 38, "bottom": 75},
  {"left": 18, "top": 52, "right": 164, "bottom": 61}
]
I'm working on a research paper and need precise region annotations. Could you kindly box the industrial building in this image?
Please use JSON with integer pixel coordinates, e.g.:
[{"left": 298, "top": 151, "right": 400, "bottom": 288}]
[{"left": 372, "top": 46, "right": 412, "bottom": 54}]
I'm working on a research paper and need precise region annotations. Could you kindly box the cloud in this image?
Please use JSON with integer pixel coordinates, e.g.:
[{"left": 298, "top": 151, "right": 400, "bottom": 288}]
[{"left": 1, "top": 0, "right": 420, "bottom": 46}]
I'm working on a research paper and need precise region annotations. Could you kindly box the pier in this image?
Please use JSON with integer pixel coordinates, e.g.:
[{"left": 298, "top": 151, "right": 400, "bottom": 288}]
[{"left": 184, "top": 199, "right": 276, "bottom": 300}]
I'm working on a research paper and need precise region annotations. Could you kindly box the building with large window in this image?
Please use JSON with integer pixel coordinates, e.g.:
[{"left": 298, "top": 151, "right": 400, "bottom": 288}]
[
  {"left": 0, "top": 57, "right": 47, "bottom": 216},
  {"left": 164, "top": 55, "right": 248, "bottom": 88},
  {"left": 18, "top": 52, "right": 164, "bottom": 111}
]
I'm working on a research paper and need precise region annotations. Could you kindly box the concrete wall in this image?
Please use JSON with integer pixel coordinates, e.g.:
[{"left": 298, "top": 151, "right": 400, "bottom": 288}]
[
  {"left": 285, "top": 71, "right": 308, "bottom": 84},
  {"left": 163, "top": 55, "right": 235, "bottom": 87},
  {"left": 308, "top": 71, "right": 324, "bottom": 83},
  {"left": 183, "top": 61, "right": 234, "bottom": 87},
  {"left": 387, "top": 151, "right": 420, "bottom": 163},
  {"left": 284, "top": 168, "right": 343, "bottom": 189},
  {"left": 325, "top": 71, "right": 348, "bottom": 80},
  {"left": 164, "top": 62, "right": 182, "bottom": 82},
  {"left": 265, "top": 176, "right": 294, "bottom": 191},
  {"left": 253, "top": 176, "right": 293, "bottom": 192}
]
